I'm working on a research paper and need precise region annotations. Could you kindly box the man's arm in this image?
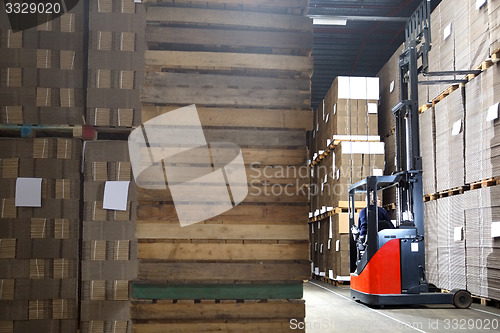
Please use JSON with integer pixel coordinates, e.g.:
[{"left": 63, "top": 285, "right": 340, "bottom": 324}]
[{"left": 358, "top": 208, "right": 367, "bottom": 236}]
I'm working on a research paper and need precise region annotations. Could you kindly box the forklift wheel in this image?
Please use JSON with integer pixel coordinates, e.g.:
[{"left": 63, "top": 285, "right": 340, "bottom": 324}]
[{"left": 453, "top": 290, "right": 472, "bottom": 309}]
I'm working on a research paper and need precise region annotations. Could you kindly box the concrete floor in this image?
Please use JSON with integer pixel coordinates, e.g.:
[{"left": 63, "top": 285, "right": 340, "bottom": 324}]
[{"left": 303, "top": 280, "right": 500, "bottom": 333}]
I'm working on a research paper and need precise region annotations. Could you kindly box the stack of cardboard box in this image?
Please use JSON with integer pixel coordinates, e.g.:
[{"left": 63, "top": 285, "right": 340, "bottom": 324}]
[
  {"left": 0, "top": 138, "right": 81, "bottom": 332},
  {"left": 81, "top": 141, "right": 137, "bottom": 333},
  {"left": 86, "top": 0, "right": 145, "bottom": 127},
  {"left": 0, "top": 2, "right": 85, "bottom": 125}
]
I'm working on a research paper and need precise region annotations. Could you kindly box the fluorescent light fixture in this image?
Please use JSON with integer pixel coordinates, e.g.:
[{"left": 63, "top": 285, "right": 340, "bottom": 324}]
[{"left": 313, "top": 17, "right": 347, "bottom": 26}]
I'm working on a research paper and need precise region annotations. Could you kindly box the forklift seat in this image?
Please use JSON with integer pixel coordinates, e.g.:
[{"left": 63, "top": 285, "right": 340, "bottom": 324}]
[{"left": 378, "top": 220, "right": 395, "bottom": 232}]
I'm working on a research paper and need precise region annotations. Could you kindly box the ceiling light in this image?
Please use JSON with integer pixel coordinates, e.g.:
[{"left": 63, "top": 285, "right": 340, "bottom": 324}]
[{"left": 312, "top": 17, "right": 347, "bottom": 26}]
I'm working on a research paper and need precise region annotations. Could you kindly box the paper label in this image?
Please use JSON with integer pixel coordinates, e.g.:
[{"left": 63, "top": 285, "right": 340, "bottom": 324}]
[
  {"left": 486, "top": 103, "right": 499, "bottom": 121},
  {"left": 411, "top": 242, "right": 419, "bottom": 252},
  {"left": 325, "top": 113, "right": 330, "bottom": 123},
  {"left": 368, "top": 102, "right": 378, "bottom": 114},
  {"left": 320, "top": 244, "right": 324, "bottom": 253},
  {"left": 329, "top": 217, "right": 333, "bottom": 239},
  {"left": 336, "top": 240, "right": 340, "bottom": 252},
  {"left": 476, "top": 0, "right": 487, "bottom": 10},
  {"left": 328, "top": 239, "right": 331, "bottom": 250},
  {"left": 390, "top": 80, "right": 395, "bottom": 93},
  {"left": 329, "top": 269, "right": 334, "bottom": 279},
  {"left": 15, "top": 178, "right": 42, "bottom": 207},
  {"left": 103, "top": 181, "right": 130, "bottom": 211},
  {"left": 452, "top": 120, "right": 462, "bottom": 136},
  {"left": 444, "top": 23, "right": 452, "bottom": 40},
  {"left": 373, "top": 169, "right": 384, "bottom": 176},
  {"left": 492, "top": 222, "right": 500, "bottom": 238},
  {"left": 366, "top": 77, "right": 380, "bottom": 100},
  {"left": 454, "top": 227, "right": 463, "bottom": 241}
]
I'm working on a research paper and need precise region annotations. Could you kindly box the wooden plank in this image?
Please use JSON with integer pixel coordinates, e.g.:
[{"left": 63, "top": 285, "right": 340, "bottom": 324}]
[
  {"left": 135, "top": 185, "right": 306, "bottom": 203},
  {"left": 133, "top": 321, "right": 303, "bottom": 333},
  {"left": 136, "top": 223, "right": 308, "bottom": 240},
  {"left": 141, "top": 87, "right": 309, "bottom": 107},
  {"left": 146, "top": 7, "right": 312, "bottom": 32},
  {"left": 131, "top": 299, "right": 304, "bottom": 320},
  {"left": 138, "top": 261, "right": 311, "bottom": 281},
  {"left": 145, "top": 51, "right": 312, "bottom": 76},
  {"left": 137, "top": 164, "right": 309, "bottom": 186},
  {"left": 137, "top": 242, "right": 309, "bottom": 260},
  {"left": 144, "top": 72, "right": 309, "bottom": 91},
  {"left": 141, "top": 105, "right": 313, "bottom": 130},
  {"left": 140, "top": 127, "right": 305, "bottom": 148},
  {"left": 136, "top": 147, "right": 307, "bottom": 166},
  {"left": 136, "top": 203, "right": 307, "bottom": 223},
  {"left": 131, "top": 283, "right": 303, "bottom": 300},
  {"left": 145, "top": 27, "right": 313, "bottom": 50}
]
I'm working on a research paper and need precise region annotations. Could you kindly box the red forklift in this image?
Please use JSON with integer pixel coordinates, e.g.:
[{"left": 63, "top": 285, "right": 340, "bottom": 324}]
[{"left": 348, "top": 0, "right": 479, "bottom": 308}]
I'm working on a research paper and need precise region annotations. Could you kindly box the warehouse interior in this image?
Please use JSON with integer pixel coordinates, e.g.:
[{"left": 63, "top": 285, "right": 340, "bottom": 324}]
[{"left": 0, "top": 0, "right": 500, "bottom": 332}]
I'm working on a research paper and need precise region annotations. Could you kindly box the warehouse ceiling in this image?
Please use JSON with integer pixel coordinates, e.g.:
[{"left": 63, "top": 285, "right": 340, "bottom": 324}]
[{"left": 309, "top": 0, "right": 442, "bottom": 110}]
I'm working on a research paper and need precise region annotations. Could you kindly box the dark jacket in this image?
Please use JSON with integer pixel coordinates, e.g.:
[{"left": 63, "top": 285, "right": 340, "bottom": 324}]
[{"left": 358, "top": 206, "right": 392, "bottom": 236}]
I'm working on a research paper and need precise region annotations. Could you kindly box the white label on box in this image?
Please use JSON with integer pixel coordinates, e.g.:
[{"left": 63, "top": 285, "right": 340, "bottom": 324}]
[
  {"left": 321, "top": 183, "right": 324, "bottom": 191},
  {"left": 318, "top": 220, "right": 321, "bottom": 228},
  {"left": 327, "top": 206, "right": 333, "bottom": 211},
  {"left": 314, "top": 242, "right": 318, "bottom": 251},
  {"left": 338, "top": 77, "right": 350, "bottom": 99},
  {"left": 309, "top": 212, "right": 313, "bottom": 219},
  {"left": 324, "top": 175, "right": 328, "bottom": 183},
  {"left": 444, "top": 23, "right": 452, "bottom": 40},
  {"left": 366, "top": 77, "right": 380, "bottom": 100},
  {"left": 486, "top": 103, "right": 499, "bottom": 121},
  {"left": 373, "top": 169, "right": 384, "bottom": 176},
  {"left": 323, "top": 100, "right": 325, "bottom": 120},
  {"left": 334, "top": 103, "right": 337, "bottom": 115},
  {"left": 492, "top": 222, "right": 500, "bottom": 237},
  {"left": 313, "top": 153, "right": 318, "bottom": 160},
  {"left": 316, "top": 123, "right": 319, "bottom": 132},
  {"left": 328, "top": 239, "right": 331, "bottom": 250},
  {"left": 411, "top": 242, "right": 419, "bottom": 252},
  {"left": 313, "top": 130, "right": 315, "bottom": 138},
  {"left": 329, "top": 217, "right": 333, "bottom": 239},
  {"left": 327, "top": 139, "right": 331, "bottom": 146},
  {"left": 476, "top": 0, "right": 487, "bottom": 10},
  {"left": 390, "top": 80, "right": 395, "bottom": 93},
  {"left": 368, "top": 102, "right": 378, "bottom": 114},
  {"left": 336, "top": 240, "right": 340, "bottom": 252},
  {"left": 319, "top": 271, "right": 326, "bottom": 277},
  {"left": 15, "top": 178, "right": 42, "bottom": 207},
  {"left": 454, "top": 227, "right": 464, "bottom": 241},
  {"left": 452, "top": 120, "right": 462, "bottom": 136},
  {"left": 325, "top": 113, "right": 330, "bottom": 123},
  {"left": 319, "top": 150, "right": 324, "bottom": 155},
  {"left": 320, "top": 244, "right": 323, "bottom": 253},
  {"left": 314, "top": 267, "right": 319, "bottom": 275},
  {"left": 329, "top": 269, "right": 334, "bottom": 279},
  {"left": 311, "top": 168, "right": 314, "bottom": 177},
  {"left": 336, "top": 169, "right": 340, "bottom": 179},
  {"left": 103, "top": 181, "right": 130, "bottom": 211},
  {"left": 134, "top": 0, "right": 142, "bottom": 3}
]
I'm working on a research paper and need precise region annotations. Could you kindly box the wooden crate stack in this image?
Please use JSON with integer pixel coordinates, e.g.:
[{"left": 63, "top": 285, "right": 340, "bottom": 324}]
[
  {"left": 132, "top": 1, "right": 313, "bottom": 332},
  {"left": 0, "top": 1, "right": 85, "bottom": 125},
  {"left": 0, "top": 138, "right": 81, "bottom": 333},
  {"left": 81, "top": 141, "right": 137, "bottom": 333},
  {"left": 308, "top": 76, "right": 385, "bottom": 281},
  {"left": 86, "top": 0, "right": 145, "bottom": 128}
]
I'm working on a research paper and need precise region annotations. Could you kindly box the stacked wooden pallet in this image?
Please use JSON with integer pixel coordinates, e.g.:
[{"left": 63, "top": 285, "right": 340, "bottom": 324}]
[
  {"left": 0, "top": 138, "right": 81, "bottom": 333},
  {"left": 0, "top": 1, "right": 85, "bottom": 125},
  {"left": 86, "top": 0, "right": 145, "bottom": 128},
  {"left": 81, "top": 141, "right": 137, "bottom": 333},
  {"left": 133, "top": 1, "right": 312, "bottom": 331}
]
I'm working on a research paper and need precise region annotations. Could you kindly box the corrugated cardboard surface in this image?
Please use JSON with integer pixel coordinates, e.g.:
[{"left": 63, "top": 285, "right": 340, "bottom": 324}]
[
  {"left": 86, "top": 0, "right": 145, "bottom": 128},
  {"left": 434, "top": 87, "right": 465, "bottom": 192},
  {"left": 0, "top": 1, "right": 85, "bottom": 126},
  {"left": 82, "top": 140, "right": 137, "bottom": 333},
  {"left": 0, "top": 138, "right": 81, "bottom": 332},
  {"left": 420, "top": 107, "right": 437, "bottom": 195},
  {"left": 465, "top": 62, "right": 500, "bottom": 184}
]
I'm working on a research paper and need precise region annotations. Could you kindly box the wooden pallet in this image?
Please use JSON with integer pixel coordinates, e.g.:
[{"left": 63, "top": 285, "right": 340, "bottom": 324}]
[
  {"left": 315, "top": 275, "right": 350, "bottom": 287},
  {"left": 0, "top": 124, "right": 95, "bottom": 139},
  {"left": 437, "top": 185, "right": 469, "bottom": 199},
  {"left": 472, "top": 295, "right": 500, "bottom": 308},
  {"left": 469, "top": 177, "right": 500, "bottom": 190}
]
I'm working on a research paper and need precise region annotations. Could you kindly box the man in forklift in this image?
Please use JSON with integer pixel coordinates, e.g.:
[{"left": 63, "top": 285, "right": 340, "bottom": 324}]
[{"left": 357, "top": 196, "right": 393, "bottom": 248}]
